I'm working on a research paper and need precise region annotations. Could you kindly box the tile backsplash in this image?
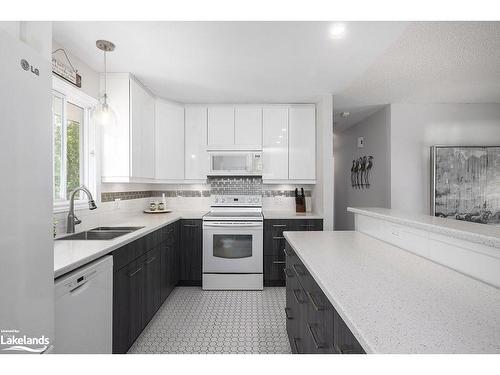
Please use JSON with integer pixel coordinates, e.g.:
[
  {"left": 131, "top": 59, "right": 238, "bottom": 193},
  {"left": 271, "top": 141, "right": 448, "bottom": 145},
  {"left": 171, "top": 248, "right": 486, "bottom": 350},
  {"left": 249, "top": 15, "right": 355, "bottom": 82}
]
[{"left": 209, "top": 177, "right": 262, "bottom": 195}]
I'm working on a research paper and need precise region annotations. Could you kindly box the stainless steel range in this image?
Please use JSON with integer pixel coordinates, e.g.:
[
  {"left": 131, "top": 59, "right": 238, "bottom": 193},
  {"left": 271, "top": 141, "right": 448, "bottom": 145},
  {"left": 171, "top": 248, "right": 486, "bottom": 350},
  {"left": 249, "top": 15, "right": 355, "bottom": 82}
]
[{"left": 202, "top": 194, "right": 263, "bottom": 290}]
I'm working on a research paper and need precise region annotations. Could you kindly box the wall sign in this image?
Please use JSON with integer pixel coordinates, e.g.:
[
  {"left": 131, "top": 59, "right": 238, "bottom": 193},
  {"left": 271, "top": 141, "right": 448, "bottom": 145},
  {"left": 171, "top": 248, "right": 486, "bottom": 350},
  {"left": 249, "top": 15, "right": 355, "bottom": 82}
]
[{"left": 52, "top": 49, "right": 81, "bottom": 88}]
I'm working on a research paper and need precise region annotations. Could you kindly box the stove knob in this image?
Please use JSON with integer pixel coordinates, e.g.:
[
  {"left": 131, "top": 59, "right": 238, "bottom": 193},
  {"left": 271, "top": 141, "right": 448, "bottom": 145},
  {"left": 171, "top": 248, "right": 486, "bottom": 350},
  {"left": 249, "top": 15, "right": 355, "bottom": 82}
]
[
  {"left": 214, "top": 197, "right": 219, "bottom": 203},
  {"left": 220, "top": 197, "right": 226, "bottom": 203}
]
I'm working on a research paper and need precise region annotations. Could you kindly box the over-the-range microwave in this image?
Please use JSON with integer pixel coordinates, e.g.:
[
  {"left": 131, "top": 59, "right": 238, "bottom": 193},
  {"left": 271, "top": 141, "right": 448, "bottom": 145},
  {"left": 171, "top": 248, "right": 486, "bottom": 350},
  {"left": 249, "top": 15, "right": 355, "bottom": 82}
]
[{"left": 207, "top": 151, "right": 263, "bottom": 176}]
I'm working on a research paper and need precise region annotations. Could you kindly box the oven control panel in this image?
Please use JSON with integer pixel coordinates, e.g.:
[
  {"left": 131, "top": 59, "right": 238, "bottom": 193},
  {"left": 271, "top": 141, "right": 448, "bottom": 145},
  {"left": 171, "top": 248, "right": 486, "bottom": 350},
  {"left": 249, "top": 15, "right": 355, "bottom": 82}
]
[{"left": 211, "top": 195, "right": 262, "bottom": 207}]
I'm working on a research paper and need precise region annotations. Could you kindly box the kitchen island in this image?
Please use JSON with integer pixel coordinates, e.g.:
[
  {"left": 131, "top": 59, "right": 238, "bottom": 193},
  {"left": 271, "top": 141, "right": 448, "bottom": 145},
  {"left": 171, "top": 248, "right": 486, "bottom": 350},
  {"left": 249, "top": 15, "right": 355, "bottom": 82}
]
[{"left": 283, "top": 230, "right": 500, "bottom": 353}]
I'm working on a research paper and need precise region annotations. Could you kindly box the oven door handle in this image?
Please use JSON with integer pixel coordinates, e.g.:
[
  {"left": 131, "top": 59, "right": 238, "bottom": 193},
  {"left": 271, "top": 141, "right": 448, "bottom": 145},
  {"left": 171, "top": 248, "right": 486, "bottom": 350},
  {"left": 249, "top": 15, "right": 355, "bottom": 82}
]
[{"left": 203, "top": 222, "right": 263, "bottom": 228}]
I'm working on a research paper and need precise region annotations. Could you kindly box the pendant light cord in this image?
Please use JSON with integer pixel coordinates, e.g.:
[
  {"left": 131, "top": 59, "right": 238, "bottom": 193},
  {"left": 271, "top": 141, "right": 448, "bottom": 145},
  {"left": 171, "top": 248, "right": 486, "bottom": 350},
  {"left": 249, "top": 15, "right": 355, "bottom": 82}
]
[{"left": 103, "top": 50, "right": 107, "bottom": 104}]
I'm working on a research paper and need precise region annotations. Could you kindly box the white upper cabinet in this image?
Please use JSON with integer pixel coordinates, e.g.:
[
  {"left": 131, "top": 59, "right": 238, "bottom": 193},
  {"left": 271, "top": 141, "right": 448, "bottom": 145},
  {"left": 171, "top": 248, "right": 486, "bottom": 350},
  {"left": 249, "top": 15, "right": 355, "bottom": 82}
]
[
  {"left": 185, "top": 105, "right": 209, "bottom": 180},
  {"left": 100, "top": 73, "right": 155, "bottom": 182},
  {"left": 155, "top": 99, "right": 185, "bottom": 181},
  {"left": 262, "top": 106, "right": 289, "bottom": 181},
  {"left": 234, "top": 106, "right": 262, "bottom": 149},
  {"left": 207, "top": 106, "right": 234, "bottom": 148},
  {"left": 130, "top": 79, "right": 155, "bottom": 179},
  {"left": 288, "top": 105, "right": 316, "bottom": 181}
]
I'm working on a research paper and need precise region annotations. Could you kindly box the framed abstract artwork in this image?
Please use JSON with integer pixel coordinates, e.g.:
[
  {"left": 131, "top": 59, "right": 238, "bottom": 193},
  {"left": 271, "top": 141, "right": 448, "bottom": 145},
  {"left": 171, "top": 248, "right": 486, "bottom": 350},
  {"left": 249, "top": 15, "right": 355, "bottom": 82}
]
[{"left": 431, "top": 146, "right": 500, "bottom": 225}]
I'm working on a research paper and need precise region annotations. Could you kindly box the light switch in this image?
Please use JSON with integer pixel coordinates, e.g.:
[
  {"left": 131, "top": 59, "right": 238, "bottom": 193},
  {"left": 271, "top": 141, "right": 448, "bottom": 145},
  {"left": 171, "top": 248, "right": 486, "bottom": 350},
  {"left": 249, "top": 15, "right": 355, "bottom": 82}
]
[{"left": 357, "top": 136, "right": 365, "bottom": 148}]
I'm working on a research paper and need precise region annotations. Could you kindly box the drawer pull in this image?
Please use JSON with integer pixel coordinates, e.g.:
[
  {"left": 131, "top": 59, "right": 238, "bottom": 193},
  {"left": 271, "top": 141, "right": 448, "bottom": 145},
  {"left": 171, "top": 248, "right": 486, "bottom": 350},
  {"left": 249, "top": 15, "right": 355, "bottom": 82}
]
[
  {"left": 284, "top": 307, "right": 293, "bottom": 320},
  {"left": 273, "top": 261, "right": 286, "bottom": 265},
  {"left": 273, "top": 224, "right": 287, "bottom": 228},
  {"left": 146, "top": 256, "right": 156, "bottom": 264},
  {"left": 292, "top": 288, "right": 307, "bottom": 304},
  {"left": 292, "top": 338, "right": 300, "bottom": 354},
  {"left": 128, "top": 267, "right": 143, "bottom": 278},
  {"left": 283, "top": 268, "right": 294, "bottom": 278},
  {"left": 183, "top": 224, "right": 198, "bottom": 227},
  {"left": 273, "top": 236, "right": 285, "bottom": 240},
  {"left": 292, "top": 264, "right": 307, "bottom": 276},
  {"left": 307, "top": 324, "right": 326, "bottom": 349},
  {"left": 300, "top": 224, "right": 314, "bottom": 228},
  {"left": 307, "top": 291, "right": 326, "bottom": 311}
]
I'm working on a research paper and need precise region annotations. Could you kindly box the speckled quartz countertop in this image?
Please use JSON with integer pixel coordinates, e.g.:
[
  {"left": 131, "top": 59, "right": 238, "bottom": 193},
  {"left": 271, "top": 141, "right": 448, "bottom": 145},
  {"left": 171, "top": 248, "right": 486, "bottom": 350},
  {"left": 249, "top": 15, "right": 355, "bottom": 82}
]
[
  {"left": 263, "top": 210, "right": 323, "bottom": 219},
  {"left": 54, "top": 210, "right": 207, "bottom": 278},
  {"left": 283, "top": 231, "right": 500, "bottom": 353},
  {"left": 348, "top": 207, "right": 500, "bottom": 249}
]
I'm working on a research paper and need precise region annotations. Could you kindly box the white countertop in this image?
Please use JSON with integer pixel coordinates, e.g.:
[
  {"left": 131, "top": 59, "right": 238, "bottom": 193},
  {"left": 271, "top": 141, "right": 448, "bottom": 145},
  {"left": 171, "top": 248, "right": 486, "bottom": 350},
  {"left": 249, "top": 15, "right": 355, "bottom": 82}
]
[
  {"left": 348, "top": 207, "right": 500, "bottom": 249},
  {"left": 284, "top": 230, "right": 500, "bottom": 353},
  {"left": 54, "top": 210, "right": 207, "bottom": 278},
  {"left": 263, "top": 210, "right": 323, "bottom": 219}
]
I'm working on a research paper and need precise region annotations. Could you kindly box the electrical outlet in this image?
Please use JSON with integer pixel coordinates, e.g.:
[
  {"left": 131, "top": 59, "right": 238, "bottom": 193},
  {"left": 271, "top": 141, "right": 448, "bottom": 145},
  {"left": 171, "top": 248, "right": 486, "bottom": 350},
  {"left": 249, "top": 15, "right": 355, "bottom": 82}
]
[
  {"left": 114, "top": 198, "right": 121, "bottom": 209},
  {"left": 357, "top": 136, "right": 365, "bottom": 148}
]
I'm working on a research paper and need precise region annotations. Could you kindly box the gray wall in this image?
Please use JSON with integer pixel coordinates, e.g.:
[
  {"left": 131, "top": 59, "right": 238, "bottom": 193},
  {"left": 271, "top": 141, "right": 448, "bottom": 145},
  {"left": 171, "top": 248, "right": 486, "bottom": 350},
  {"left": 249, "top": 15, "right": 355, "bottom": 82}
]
[
  {"left": 391, "top": 103, "right": 500, "bottom": 215},
  {"left": 334, "top": 106, "right": 391, "bottom": 230}
]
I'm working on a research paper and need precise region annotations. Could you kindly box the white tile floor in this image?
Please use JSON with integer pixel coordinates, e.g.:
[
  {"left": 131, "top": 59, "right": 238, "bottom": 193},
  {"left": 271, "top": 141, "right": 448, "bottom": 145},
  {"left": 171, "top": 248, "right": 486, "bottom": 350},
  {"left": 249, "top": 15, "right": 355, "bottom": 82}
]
[{"left": 128, "top": 287, "right": 291, "bottom": 354}]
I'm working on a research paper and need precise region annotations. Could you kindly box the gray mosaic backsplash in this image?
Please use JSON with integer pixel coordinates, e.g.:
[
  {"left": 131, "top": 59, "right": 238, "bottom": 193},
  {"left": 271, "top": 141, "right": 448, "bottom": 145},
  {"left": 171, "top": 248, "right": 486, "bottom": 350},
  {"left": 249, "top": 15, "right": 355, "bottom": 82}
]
[
  {"left": 209, "top": 177, "right": 263, "bottom": 195},
  {"left": 101, "top": 190, "right": 210, "bottom": 202}
]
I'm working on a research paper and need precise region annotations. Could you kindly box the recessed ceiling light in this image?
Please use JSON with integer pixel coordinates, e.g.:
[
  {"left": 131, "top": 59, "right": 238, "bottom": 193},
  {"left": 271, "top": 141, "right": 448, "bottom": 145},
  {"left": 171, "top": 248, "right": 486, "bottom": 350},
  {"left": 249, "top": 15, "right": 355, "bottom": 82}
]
[{"left": 329, "top": 23, "right": 346, "bottom": 39}]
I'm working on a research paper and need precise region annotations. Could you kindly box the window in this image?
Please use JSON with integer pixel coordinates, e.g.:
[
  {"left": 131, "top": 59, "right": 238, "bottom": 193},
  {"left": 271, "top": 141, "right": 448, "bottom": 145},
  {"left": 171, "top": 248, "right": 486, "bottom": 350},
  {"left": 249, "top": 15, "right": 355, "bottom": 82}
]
[{"left": 52, "top": 77, "right": 97, "bottom": 211}]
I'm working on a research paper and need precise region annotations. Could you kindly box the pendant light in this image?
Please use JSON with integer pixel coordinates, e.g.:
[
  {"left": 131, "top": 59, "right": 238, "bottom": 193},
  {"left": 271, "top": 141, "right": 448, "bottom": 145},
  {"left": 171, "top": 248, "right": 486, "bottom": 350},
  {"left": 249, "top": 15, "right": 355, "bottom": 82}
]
[{"left": 93, "top": 40, "right": 117, "bottom": 126}]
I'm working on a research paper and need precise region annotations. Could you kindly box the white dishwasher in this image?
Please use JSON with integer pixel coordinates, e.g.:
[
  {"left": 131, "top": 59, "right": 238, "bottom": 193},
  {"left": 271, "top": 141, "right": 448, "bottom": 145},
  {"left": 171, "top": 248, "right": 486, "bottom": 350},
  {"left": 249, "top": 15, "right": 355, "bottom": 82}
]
[{"left": 55, "top": 256, "right": 113, "bottom": 354}]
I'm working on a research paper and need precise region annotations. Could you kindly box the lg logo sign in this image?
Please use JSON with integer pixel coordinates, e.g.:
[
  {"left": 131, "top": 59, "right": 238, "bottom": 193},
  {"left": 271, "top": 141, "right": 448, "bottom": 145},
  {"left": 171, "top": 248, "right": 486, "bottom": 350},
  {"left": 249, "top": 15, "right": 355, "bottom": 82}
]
[{"left": 20, "top": 59, "right": 39, "bottom": 76}]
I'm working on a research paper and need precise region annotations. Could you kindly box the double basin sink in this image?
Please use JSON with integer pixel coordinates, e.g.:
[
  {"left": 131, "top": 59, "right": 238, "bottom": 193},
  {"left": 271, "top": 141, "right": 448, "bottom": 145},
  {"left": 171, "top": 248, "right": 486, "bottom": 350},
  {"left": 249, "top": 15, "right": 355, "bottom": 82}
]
[{"left": 56, "top": 226, "right": 144, "bottom": 241}]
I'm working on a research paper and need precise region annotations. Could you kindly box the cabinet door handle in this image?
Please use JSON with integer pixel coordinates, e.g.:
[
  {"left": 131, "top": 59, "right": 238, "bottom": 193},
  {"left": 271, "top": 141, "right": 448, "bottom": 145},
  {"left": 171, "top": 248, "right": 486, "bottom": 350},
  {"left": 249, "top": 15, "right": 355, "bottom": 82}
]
[
  {"left": 273, "top": 236, "right": 285, "bottom": 240},
  {"left": 146, "top": 256, "right": 156, "bottom": 264},
  {"left": 307, "top": 291, "right": 326, "bottom": 311},
  {"left": 292, "top": 288, "right": 307, "bottom": 304},
  {"left": 183, "top": 224, "right": 198, "bottom": 227},
  {"left": 307, "top": 324, "right": 326, "bottom": 349},
  {"left": 300, "top": 224, "right": 314, "bottom": 228},
  {"left": 283, "top": 268, "right": 294, "bottom": 278},
  {"left": 273, "top": 224, "right": 287, "bottom": 228},
  {"left": 292, "top": 338, "right": 301, "bottom": 354},
  {"left": 284, "top": 307, "right": 293, "bottom": 320},
  {"left": 273, "top": 260, "right": 286, "bottom": 265},
  {"left": 292, "top": 264, "right": 306, "bottom": 277},
  {"left": 128, "top": 267, "right": 143, "bottom": 278}
]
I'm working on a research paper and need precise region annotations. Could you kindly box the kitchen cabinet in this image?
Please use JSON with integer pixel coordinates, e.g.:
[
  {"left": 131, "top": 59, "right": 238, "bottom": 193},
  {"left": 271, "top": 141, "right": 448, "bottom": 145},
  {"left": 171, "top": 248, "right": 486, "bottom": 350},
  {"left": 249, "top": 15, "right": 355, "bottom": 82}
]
[
  {"left": 155, "top": 99, "right": 185, "bottom": 181},
  {"left": 289, "top": 105, "right": 316, "bottom": 181},
  {"left": 179, "top": 219, "right": 203, "bottom": 285},
  {"left": 113, "top": 223, "right": 180, "bottom": 353},
  {"left": 101, "top": 73, "right": 155, "bottom": 182},
  {"left": 262, "top": 106, "right": 289, "bottom": 181},
  {"left": 208, "top": 106, "right": 235, "bottom": 148},
  {"left": 130, "top": 79, "right": 155, "bottom": 179},
  {"left": 234, "top": 106, "right": 262, "bottom": 148},
  {"left": 263, "top": 219, "right": 323, "bottom": 286},
  {"left": 284, "top": 240, "right": 365, "bottom": 354},
  {"left": 185, "top": 105, "right": 209, "bottom": 180}
]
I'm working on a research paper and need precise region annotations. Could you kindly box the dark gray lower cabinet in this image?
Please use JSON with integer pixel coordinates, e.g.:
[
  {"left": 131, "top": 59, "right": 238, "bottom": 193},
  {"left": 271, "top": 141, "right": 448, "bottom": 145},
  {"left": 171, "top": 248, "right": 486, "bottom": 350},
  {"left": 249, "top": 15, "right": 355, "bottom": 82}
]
[
  {"left": 264, "top": 219, "right": 323, "bottom": 286},
  {"left": 284, "top": 241, "right": 365, "bottom": 354},
  {"left": 113, "top": 222, "right": 180, "bottom": 354},
  {"left": 179, "top": 219, "right": 202, "bottom": 286}
]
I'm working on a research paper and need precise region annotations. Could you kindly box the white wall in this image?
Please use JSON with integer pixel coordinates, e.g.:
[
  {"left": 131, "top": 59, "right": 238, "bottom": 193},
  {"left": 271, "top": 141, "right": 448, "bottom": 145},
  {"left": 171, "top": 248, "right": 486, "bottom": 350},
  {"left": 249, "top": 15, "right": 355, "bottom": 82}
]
[
  {"left": 314, "top": 95, "right": 334, "bottom": 230},
  {"left": 52, "top": 40, "right": 99, "bottom": 99},
  {"left": 334, "top": 106, "right": 391, "bottom": 230},
  {"left": 391, "top": 103, "right": 500, "bottom": 215}
]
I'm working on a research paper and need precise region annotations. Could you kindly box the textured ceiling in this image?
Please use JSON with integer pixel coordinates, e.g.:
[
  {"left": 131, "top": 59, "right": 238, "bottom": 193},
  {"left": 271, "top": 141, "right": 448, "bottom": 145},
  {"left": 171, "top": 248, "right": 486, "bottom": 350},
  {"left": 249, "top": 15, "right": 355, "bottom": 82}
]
[
  {"left": 52, "top": 21, "right": 408, "bottom": 103},
  {"left": 334, "top": 21, "right": 500, "bottom": 129}
]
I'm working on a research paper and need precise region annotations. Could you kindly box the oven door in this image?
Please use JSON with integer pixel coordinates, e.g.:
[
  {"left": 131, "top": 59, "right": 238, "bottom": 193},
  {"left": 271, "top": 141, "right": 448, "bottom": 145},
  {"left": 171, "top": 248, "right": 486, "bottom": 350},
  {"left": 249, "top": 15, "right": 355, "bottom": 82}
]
[{"left": 203, "top": 221, "right": 263, "bottom": 273}]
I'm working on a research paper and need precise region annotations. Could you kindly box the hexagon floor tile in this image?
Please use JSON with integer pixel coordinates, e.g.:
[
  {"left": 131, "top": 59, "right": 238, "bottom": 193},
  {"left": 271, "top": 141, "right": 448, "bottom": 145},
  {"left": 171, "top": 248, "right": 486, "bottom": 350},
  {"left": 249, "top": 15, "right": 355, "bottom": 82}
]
[{"left": 128, "top": 287, "right": 291, "bottom": 354}]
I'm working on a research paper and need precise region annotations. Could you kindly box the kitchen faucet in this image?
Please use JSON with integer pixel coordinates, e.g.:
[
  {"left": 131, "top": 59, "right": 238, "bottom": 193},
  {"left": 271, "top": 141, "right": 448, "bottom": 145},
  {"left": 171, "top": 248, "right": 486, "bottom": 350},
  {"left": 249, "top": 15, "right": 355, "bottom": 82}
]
[{"left": 67, "top": 185, "right": 97, "bottom": 234}]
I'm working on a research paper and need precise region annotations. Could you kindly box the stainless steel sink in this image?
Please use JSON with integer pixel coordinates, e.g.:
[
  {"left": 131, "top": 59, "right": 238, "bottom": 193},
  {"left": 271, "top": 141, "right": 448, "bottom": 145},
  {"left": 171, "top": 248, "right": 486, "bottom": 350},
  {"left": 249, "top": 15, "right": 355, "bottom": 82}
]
[{"left": 56, "top": 226, "right": 144, "bottom": 241}]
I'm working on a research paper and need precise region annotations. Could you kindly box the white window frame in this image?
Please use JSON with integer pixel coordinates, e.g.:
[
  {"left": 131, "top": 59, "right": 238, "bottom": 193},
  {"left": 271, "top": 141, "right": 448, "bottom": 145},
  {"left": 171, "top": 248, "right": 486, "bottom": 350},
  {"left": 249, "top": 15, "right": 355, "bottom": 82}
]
[{"left": 52, "top": 76, "right": 98, "bottom": 213}]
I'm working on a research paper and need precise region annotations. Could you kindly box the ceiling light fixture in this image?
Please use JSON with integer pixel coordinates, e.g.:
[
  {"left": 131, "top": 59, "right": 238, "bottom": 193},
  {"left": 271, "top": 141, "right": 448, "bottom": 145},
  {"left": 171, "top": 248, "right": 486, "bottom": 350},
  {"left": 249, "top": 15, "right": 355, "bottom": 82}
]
[
  {"left": 93, "top": 40, "right": 117, "bottom": 126},
  {"left": 329, "top": 23, "right": 346, "bottom": 39}
]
